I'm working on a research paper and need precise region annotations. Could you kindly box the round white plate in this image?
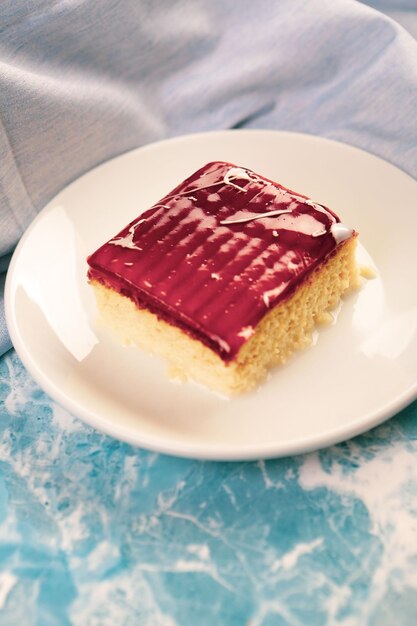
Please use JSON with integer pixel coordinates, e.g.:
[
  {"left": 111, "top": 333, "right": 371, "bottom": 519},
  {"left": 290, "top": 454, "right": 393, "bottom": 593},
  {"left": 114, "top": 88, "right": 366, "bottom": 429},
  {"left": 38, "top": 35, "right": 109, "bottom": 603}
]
[{"left": 5, "top": 130, "right": 417, "bottom": 460}]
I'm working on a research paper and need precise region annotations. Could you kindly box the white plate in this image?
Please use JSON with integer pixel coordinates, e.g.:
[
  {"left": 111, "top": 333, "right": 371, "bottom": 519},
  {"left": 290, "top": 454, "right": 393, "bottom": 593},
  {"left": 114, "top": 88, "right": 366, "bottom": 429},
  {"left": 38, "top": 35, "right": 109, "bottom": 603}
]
[{"left": 5, "top": 130, "right": 417, "bottom": 460}]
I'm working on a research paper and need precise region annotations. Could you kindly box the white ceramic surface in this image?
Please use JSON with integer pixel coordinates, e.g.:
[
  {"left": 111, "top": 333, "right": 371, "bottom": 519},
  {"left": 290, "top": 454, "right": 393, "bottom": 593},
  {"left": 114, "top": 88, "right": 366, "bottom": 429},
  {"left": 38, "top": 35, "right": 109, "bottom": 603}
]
[{"left": 5, "top": 130, "right": 417, "bottom": 460}]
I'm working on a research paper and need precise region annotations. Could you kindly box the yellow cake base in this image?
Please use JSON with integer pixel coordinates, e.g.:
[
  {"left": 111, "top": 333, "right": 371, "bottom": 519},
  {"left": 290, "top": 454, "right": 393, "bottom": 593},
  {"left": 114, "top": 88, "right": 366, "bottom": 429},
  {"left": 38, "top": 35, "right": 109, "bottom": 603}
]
[{"left": 91, "top": 237, "right": 359, "bottom": 395}]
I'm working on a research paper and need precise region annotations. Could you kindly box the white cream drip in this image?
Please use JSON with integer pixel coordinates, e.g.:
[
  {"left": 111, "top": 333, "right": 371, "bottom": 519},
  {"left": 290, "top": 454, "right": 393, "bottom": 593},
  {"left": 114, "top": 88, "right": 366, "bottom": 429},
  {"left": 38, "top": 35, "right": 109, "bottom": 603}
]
[
  {"left": 330, "top": 222, "right": 354, "bottom": 244},
  {"left": 223, "top": 167, "right": 255, "bottom": 192}
]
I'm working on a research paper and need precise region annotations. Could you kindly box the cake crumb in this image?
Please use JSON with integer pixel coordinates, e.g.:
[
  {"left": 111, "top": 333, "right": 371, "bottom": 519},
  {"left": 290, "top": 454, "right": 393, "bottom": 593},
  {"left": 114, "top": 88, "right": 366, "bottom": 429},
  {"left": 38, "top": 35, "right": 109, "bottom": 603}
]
[
  {"left": 316, "top": 311, "right": 334, "bottom": 325},
  {"left": 360, "top": 265, "right": 377, "bottom": 279},
  {"left": 168, "top": 365, "right": 188, "bottom": 383}
]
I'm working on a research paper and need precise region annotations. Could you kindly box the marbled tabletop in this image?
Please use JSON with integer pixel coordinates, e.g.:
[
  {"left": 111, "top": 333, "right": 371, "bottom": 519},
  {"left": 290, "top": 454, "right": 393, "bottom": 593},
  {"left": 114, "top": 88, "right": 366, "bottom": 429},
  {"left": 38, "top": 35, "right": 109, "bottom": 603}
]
[{"left": 1, "top": 349, "right": 417, "bottom": 626}]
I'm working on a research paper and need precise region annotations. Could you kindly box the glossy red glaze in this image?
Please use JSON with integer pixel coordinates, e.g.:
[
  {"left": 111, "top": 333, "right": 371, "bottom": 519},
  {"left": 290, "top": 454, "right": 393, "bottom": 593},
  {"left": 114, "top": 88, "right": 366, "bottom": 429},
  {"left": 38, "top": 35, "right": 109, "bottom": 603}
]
[{"left": 87, "top": 161, "right": 351, "bottom": 360}]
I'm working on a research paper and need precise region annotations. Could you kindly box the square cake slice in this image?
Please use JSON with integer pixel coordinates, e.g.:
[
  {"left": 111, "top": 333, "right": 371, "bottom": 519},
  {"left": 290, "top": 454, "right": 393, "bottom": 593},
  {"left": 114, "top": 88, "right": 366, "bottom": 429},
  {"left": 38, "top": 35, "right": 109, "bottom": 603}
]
[{"left": 87, "top": 161, "right": 359, "bottom": 394}]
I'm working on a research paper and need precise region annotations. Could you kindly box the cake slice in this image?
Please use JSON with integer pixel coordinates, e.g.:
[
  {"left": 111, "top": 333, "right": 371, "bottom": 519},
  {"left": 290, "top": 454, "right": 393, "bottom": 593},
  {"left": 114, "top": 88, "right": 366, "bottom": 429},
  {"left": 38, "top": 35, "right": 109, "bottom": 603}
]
[{"left": 87, "top": 161, "right": 359, "bottom": 394}]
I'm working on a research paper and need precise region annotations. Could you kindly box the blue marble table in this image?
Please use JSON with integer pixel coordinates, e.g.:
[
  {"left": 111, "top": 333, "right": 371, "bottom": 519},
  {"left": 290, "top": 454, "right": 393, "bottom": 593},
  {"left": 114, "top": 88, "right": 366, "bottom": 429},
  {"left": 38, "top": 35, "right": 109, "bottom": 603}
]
[{"left": 1, "top": 349, "right": 417, "bottom": 625}]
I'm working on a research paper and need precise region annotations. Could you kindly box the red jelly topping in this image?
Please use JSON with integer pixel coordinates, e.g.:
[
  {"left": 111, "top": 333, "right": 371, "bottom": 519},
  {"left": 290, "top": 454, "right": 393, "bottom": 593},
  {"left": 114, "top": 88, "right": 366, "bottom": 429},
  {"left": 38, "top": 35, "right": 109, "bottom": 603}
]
[{"left": 87, "top": 161, "right": 352, "bottom": 361}]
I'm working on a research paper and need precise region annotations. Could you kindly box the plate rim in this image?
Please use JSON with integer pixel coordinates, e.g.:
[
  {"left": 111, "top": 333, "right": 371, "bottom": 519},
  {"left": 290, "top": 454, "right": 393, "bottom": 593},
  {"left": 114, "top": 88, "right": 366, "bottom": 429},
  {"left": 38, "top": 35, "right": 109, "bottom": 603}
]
[{"left": 5, "top": 128, "right": 417, "bottom": 460}]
